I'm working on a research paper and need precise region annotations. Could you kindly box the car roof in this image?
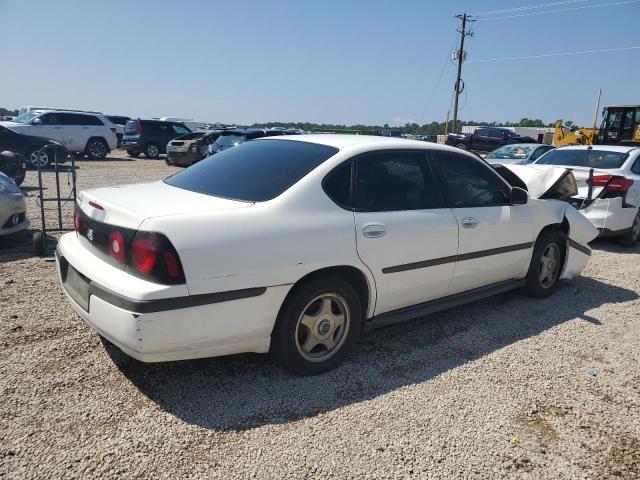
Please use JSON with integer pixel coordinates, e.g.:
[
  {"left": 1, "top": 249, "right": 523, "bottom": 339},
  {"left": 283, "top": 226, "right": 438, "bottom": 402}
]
[
  {"left": 555, "top": 145, "right": 639, "bottom": 153},
  {"left": 259, "top": 134, "right": 468, "bottom": 151},
  {"left": 494, "top": 143, "right": 545, "bottom": 148}
]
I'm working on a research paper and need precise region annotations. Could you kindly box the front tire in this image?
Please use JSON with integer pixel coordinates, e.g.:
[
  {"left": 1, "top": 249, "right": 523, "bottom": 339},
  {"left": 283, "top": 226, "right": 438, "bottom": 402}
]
[
  {"left": 455, "top": 143, "right": 468, "bottom": 150},
  {"left": 271, "top": 277, "right": 363, "bottom": 375},
  {"left": 616, "top": 209, "right": 640, "bottom": 247},
  {"left": 522, "top": 230, "right": 565, "bottom": 298},
  {"left": 26, "top": 147, "right": 51, "bottom": 169}
]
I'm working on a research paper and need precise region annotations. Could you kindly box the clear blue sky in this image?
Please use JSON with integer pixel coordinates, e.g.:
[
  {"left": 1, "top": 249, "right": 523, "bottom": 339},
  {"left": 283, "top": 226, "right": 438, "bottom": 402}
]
[{"left": 1, "top": 0, "right": 638, "bottom": 126}]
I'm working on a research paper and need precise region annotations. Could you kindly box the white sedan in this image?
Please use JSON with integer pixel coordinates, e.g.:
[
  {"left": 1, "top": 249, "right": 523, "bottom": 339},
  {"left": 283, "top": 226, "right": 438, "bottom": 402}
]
[
  {"left": 56, "top": 135, "right": 597, "bottom": 375},
  {"left": 534, "top": 145, "right": 640, "bottom": 246}
]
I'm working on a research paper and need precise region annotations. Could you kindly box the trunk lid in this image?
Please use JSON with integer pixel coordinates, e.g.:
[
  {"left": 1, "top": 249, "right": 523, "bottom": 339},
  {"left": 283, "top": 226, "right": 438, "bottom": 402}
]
[
  {"left": 496, "top": 164, "right": 578, "bottom": 200},
  {"left": 78, "top": 181, "right": 253, "bottom": 229}
]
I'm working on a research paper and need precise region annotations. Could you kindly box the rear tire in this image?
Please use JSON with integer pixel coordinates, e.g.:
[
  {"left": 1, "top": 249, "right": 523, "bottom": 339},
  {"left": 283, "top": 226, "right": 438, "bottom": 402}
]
[
  {"left": 85, "top": 138, "right": 109, "bottom": 160},
  {"left": 617, "top": 209, "right": 640, "bottom": 247},
  {"left": 522, "top": 230, "right": 565, "bottom": 298},
  {"left": 271, "top": 277, "right": 362, "bottom": 375},
  {"left": 127, "top": 151, "right": 140, "bottom": 158},
  {"left": 144, "top": 143, "right": 161, "bottom": 159},
  {"left": 455, "top": 143, "right": 468, "bottom": 150}
]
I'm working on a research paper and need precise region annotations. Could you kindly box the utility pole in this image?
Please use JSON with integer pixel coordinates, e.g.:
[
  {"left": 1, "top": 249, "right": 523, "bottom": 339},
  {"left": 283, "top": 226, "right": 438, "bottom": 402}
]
[{"left": 452, "top": 14, "right": 474, "bottom": 133}]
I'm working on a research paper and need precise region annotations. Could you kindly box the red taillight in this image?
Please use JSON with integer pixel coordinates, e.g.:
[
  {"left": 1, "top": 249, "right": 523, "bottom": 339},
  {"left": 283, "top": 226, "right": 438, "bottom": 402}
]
[
  {"left": 163, "top": 251, "right": 181, "bottom": 278},
  {"left": 587, "top": 174, "right": 633, "bottom": 192},
  {"left": 89, "top": 201, "right": 104, "bottom": 211},
  {"left": 110, "top": 127, "right": 116, "bottom": 133},
  {"left": 74, "top": 209, "right": 81, "bottom": 232},
  {"left": 131, "top": 238, "right": 157, "bottom": 273},
  {"left": 136, "top": 118, "right": 144, "bottom": 134},
  {"left": 108, "top": 230, "right": 125, "bottom": 263}
]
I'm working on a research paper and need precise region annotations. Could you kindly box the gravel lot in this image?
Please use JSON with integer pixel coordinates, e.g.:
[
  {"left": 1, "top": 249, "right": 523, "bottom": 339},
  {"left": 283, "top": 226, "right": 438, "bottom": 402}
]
[{"left": 1, "top": 151, "right": 639, "bottom": 479}]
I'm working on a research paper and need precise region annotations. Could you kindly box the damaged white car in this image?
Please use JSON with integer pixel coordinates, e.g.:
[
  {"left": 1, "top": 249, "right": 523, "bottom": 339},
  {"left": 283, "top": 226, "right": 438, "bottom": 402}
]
[
  {"left": 56, "top": 136, "right": 597, "bottom": 375},
  {"left": 532, "top": 145, "right": 640, "bottom": 246}
]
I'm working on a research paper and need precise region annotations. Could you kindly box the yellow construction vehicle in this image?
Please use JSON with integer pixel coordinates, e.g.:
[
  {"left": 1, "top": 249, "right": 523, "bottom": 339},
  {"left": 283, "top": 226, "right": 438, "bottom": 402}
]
[
  {"left": 553, "top": 104, "right": 640, "bottom": 147},
  {"left": 597, "top": 105, "right": 640, "bottom": 146},
  {"left": 553, "top": 122, "right": 598, "bottom": 147}
]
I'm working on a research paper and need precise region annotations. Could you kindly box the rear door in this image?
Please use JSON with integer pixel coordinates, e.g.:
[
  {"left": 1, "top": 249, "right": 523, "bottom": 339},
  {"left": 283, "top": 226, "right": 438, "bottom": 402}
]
[
  {"left": 489, "top": 129, "right": 507, "bottom": 150},
  {"left": 431, "top": 150, "right": 535, "bottom": 294},
  {"left": 353, "top": 150, "right": 459, "bottom": 315},
  {"left": 472, "top": 128, "right": 491, "bottom": 151}
]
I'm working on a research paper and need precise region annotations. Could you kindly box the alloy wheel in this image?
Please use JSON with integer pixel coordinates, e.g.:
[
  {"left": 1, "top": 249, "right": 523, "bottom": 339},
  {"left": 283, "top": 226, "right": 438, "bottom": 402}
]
[
  {"left": 632, "top": 212, "right": 640, "bottom": 242},
  {"left": 539, "top": 243, "right": 560, "bottom": 288},
  {"left": 295, "top": 294, "right": 351, "bottom": 363},
  {"left": 147, "top": 145, "right": 159, "bottom": 157},
  {"left": 89, "top": 141, "right": 106, "bottom": 158},
  {"left": 29, "top": 150, "right": 49, "bottom": 168}
]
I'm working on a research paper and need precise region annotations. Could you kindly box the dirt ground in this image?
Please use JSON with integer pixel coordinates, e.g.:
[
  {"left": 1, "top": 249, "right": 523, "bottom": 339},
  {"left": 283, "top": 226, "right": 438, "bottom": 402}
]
[{"left": 1, "top": 151, "right": 639, "bottom": 479}]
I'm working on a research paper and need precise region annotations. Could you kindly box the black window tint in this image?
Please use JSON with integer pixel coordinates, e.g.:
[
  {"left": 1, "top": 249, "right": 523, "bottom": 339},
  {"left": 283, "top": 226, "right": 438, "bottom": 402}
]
[
  {"left": 632, "top": 158, "right": 640, "bottom": 174},
  {"left": 39, "top": 113, "right": 62, "bottom": 125},
  {"left": 323, "top": 161, "right": 352, "bottom": 208},
  {"left": 489, "top": 129, "right": 505, "bottom": 139},
  {"left": 171, "top": 124, "right": 190, "bottom": 135},
  {"left": 432, "top": 151, "right": 510, "bottom": 208},
  {"left": 354, "top": 151, "right": 444, "bottom": 212},
  {"left": 165, "top": 140, "right": 338, "bottom": 202},
  {"left": 475, "top": 128, "right": 489, "bottom": 137}
]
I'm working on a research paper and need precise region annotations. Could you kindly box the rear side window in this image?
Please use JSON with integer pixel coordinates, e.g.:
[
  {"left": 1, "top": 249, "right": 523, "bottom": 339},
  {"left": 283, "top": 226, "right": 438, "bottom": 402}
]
[
  {"left": 323, "top": 161, "right": 352, "bottom": 208},
  {"left": 431, "top": 151, "right": 510, "bottom": 208},
  {"left": 165, "top": 140, "right": 338, "bottom": 202},
  {"left": 354, "top": 151, "right": 445, "bottom": 212},
  {"left": 475, "top": 128, "right": 490, "bottom": 137},
  {"left": 632, "top": 157, "right": 640, "bottom": 174},
  {"left": 489, "top": 129, "right": 505, "bottom": 139},
  {"left": 60, "top": 114, "right": 103, "bottom": 126}
]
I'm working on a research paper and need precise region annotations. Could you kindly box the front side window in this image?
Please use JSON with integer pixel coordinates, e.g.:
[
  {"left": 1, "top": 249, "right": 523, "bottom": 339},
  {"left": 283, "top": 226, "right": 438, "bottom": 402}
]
[
  {"left": 489, "top": 129, "right": 505, "bottom": 139},
  {"left": 431, "top": 151, "right": 510, "bottom": 208},
  {"left": 536, "top": 149, "right": 628, "bottom": 169},
  {"left": 215, "top": 134, "right": 246, "bottom": 147},
  {"left": 475, "top": 128, "right": 490, "bottom": 137},
  {"left": 165, "top": 139, "right": 338, "bottom": 202},
  {"left": 354, "top": 151, "right": 444, "bottom": 212},
  {"left": 39, "top": 113, "right": 62, "bottom": 125}
]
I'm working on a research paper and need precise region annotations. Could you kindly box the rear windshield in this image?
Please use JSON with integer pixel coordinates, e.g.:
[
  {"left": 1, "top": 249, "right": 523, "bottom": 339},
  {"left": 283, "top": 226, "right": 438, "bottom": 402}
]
[
  {"left": 215, "top": 134, "right": 246, "bottom": 147},
  {"left": 176, "top": 132, "right": 205, "bottom": 140},
  {"left": 487, "top": 145, "right": 535, "bottom": 160},
  {"left": 124, "top": 120, "right": 138, "bottom": 134},
  {"left": 164, "top": 139, "right": 338, "bottom": 201},
  {"left": 536, "top": 149, "right": 628, "bottom": 169}
]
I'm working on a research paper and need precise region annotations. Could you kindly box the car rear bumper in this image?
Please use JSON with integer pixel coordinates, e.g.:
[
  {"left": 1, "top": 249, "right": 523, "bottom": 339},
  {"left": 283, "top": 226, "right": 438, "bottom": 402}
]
[
  {"left": 55, "top": 233, "right": 289, "bottom": 362},
  {"left": 579, "top": 198, "right": 638, "bottom": 236},
  {"left": 166, "top": 151, "right": 199, "bottom": 166},
  {"left": 0, "top": 194, "right": 28, "bottom": 236}
]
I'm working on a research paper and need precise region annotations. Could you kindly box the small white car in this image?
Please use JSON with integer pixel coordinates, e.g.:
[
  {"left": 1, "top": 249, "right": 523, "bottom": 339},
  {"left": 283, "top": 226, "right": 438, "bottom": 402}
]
[
  {"left": 2, "top": 110, "right": 117, "bottom": 165},
  {"left": 534, "top": 145, "right": 640, "bottom": 246},
  {"left": 0, "top": 172, "right": 28, "bottom": 236},
  {"left": 56, "top": 136, "right": 597, "bottom": 375}
]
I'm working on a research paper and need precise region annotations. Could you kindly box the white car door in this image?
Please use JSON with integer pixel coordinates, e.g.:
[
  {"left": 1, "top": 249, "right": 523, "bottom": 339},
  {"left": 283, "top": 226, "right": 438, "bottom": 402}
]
[
  {"left": 32, "top": 112, "right": 66, "bottom": 145},
  {"left": 353, "top": 150, "right": 459, "bottom": 315},
  {"left": 431, "top": 150, "right": 536, "bottom": 294},
  {"left": 59, "top": 113, "right": 90, "bottom": 152}
]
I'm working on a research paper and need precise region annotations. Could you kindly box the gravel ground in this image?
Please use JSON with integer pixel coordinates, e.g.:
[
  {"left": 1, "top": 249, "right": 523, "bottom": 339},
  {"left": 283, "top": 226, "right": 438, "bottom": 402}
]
[{"left": 1, "top": 151, "right": 639, "bottom": 479}]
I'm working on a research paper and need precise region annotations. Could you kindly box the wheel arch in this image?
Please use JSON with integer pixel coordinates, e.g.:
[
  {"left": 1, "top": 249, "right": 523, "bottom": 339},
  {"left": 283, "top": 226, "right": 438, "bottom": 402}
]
[
  {"left": 275, "top": 265, "right": 375, "bottom": 334},
  {"left": 84, "top": 136, "right": 111, "bottom": 153}
]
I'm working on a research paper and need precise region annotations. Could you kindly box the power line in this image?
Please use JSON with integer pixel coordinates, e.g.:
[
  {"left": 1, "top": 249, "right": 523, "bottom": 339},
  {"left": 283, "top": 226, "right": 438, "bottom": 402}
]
[
  {"left": 469, "top": 46, "right": 640, "bottom": 63},
  {"left": 472, "top": 0, "right": 596, "bottom": 16},
  {"left": 477, "top": 0, "right": 640, "bottom": 20}
]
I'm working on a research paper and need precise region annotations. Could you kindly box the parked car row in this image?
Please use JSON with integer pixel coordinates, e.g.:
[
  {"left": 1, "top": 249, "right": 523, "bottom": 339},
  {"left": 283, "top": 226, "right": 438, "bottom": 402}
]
[{"left": 446, "top": 127, "right": 538, "bottom": 152}]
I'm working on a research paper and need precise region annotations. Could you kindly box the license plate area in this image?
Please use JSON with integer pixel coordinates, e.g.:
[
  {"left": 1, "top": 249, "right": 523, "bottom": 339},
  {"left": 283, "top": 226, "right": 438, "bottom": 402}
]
[{"left": 60, "top": 257, "right": 90, "bottom": 311}]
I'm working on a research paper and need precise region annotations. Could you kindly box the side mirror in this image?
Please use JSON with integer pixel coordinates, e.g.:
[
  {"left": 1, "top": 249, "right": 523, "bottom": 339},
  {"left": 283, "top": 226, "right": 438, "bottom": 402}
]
[
  {"left": 32, "top": 118, "right": 42, "bottom": 125},
  {"left": 510, "top": 187, "right": 529, "bottom": 205}
]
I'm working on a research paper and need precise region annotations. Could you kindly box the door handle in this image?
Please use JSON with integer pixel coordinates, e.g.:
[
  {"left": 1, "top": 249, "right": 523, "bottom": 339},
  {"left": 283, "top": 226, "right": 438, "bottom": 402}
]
[
  {"left": 461, "top": 217, "right": 479, "bottom": 229},
  {"left": 362, "top": 224, "right": 387, "bottom": 238}
]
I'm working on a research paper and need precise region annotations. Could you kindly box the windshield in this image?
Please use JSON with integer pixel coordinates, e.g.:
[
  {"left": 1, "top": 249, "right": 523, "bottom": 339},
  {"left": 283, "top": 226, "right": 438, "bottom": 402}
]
[
  {"left": 165, "top": 139, "right": 338, "bottom": 201},
  {"left": 486, "top": 145, "right": 535, "bottom": 160},
  {"left": 12, "top": 112, "right": 38, "bottom": 123},
  {"left": 536, "top": 149, "right": 628, "bottom": 169},
  {"left": 215, "top": 134, "right": 246, "bottom": 147}
]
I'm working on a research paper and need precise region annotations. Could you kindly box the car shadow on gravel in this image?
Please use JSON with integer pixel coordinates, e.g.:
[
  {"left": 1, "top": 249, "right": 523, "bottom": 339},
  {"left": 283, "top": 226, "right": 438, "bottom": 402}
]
[
  {"left": 108, "top": 276, "right": 638, "bottom": 432},
  {"left": 589, "top": 238, "right": 640, "bottom": 254}
]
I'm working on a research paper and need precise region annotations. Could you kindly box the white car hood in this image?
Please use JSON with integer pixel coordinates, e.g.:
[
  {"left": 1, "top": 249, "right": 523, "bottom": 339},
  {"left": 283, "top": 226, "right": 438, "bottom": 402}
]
[{"left": 79, "top": 181, "right": 253, "bottom": 229}]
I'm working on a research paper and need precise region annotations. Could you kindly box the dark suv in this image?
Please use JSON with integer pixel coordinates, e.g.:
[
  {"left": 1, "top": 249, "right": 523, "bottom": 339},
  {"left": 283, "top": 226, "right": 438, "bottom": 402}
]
[{"left": 121, "top": 119, "right": 191, "bottom": 159}]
